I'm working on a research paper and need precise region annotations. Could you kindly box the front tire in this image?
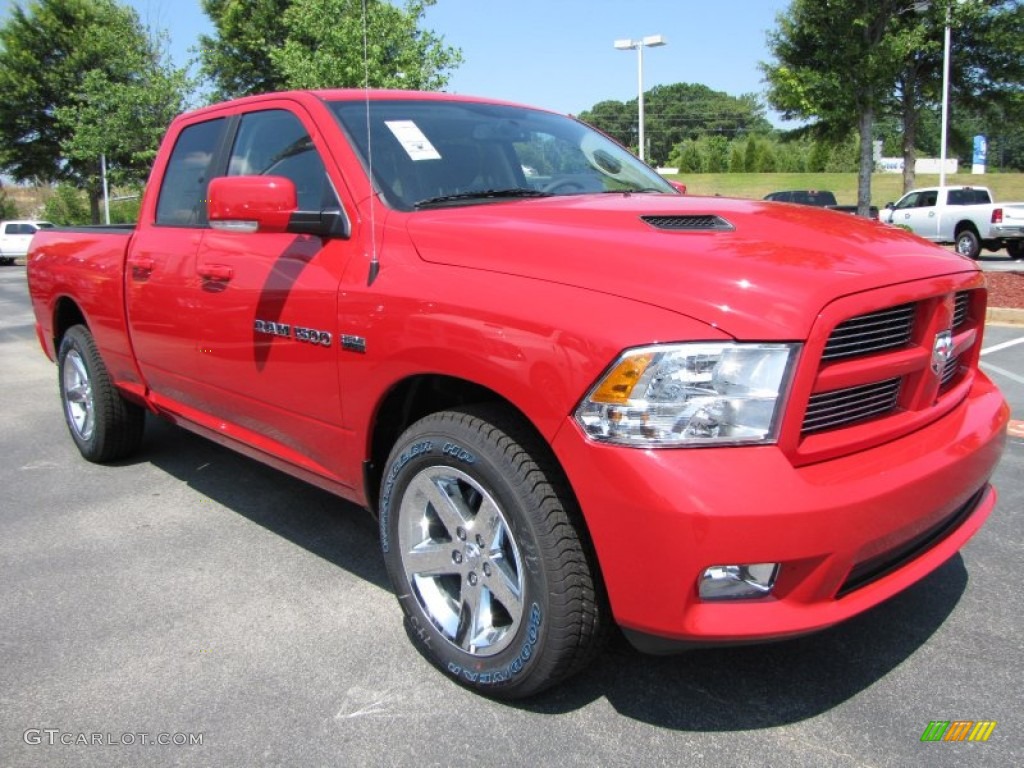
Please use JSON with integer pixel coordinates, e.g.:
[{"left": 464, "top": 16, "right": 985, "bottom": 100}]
[
  {"left": 58, "top": 325, "right": 145, "bottom": 462},
  {"left": 955, "top": 228, "right": 981, "bottom": 259},
  {"left": 379, "top": 406, "right": 606, "bottom": 698}
]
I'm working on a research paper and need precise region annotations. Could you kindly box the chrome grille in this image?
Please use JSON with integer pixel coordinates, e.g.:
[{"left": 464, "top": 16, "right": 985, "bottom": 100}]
[
  {"left": 953, "top": 291, "right": 970, "bottom": 329},
  {"left": 940, "top": 354, "right": 960, "bottom": 388},
  {"left": 802, "top": 378, "right": 902, "bottom": 434},
  {"left": 821, "top": 303, "right": 915, "bottom": 362}
]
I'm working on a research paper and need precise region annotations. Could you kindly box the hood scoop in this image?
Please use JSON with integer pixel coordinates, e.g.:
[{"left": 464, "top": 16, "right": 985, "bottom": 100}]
[{"left": 641, "top": 214, "right": 734, "bottom": 232}]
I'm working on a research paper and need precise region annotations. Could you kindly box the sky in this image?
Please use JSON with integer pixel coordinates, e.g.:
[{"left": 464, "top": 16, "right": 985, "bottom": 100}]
[{"left": 108, "top": 0, "right": 793, "bottom": 120}]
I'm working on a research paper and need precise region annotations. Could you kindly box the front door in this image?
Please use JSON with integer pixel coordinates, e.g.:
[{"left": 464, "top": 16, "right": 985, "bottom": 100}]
[
  {"left": 894, "top": 190, "right": 940, "bottom": 240},
  {"left": 192, "top": 106, "right": 355, "bottom": 482}
]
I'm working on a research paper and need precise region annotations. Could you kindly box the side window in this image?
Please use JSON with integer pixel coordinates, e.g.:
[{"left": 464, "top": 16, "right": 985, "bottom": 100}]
[
  {"left": 895, "top": 193, "right": 919, "bottom": 210},
  {"left": 156, "top": 118, "right": 225, "bottom": 227},
  {"left": 228, "top": 109, "right": 339, "bottom": 211}
]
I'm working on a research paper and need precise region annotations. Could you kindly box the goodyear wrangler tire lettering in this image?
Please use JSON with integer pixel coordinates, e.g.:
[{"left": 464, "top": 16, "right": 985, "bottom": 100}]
[
  {"left": 447, "top": 603, "right": 543, "bottom": 685},
  {"left": 379, "top": 406, "right": 607, "bottom": 699},
  {"left": 379, "top": 440, "right": 434, "bottom": 553},
  {"left": 442, "top": 442, "right": 475, "bottom": 463}
]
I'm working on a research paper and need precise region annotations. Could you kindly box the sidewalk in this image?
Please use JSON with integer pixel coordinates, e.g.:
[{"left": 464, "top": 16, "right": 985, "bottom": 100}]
[{"left": 987, "top": 307, "right": 1024, "bottom": 326}]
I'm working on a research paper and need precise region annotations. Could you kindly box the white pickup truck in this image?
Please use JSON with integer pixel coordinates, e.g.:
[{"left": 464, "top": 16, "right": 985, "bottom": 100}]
[
  {"left": 0, "top": 220, "right": 54, "bottom": 265},
  {"left": 880, "top": 186, "right": 1024, "bottom": 260}
]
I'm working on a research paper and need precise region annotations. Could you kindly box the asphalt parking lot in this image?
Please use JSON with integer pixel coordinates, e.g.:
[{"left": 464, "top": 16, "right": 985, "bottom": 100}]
[{"left": 1, "top": 263, "right": 1021, "bottom": 767}]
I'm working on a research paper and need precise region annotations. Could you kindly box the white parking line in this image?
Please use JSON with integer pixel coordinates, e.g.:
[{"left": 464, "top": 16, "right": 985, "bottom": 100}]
[
  {"left": 980, "top": 336, "right": 1024, "bottom": 356},
  {"left": 980, "top": 362, "right": 1024, "bottom": 386}
]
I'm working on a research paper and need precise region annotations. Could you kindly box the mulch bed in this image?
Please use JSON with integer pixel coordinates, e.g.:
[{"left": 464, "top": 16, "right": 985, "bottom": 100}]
[{"left": 985, "top": 271, "right": 1024, "bottom": 310}]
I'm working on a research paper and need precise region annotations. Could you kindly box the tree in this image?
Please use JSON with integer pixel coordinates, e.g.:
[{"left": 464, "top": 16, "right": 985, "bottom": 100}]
[
  {"left": 763, "top": 0, "right": 915, "bottom": 216},
  {"left": 0, "top": 0, "right": 189, "bottom": 222},
  {"left": 274, "top": 0, "right": 462, "bottom": 90},
  {"left": 201, "top": 0, "right": 462, "bottom": 97},
  {"left": 937, "top": 0, "right": 1024, "bottom": 173},
  {"left": 883, "top": 0, "right": 1023, "bottom": 189},
  {"left": 55, "top": 39, "right": 190, "bottom": 219},
  {"left": 0, "top": 183, "right": 18, "bottom": 220},
  {"left": 578, "top": 100, "right": 639, "bottom": 153},
  {"left": 42, "top": 185, "right": 90, "bottom": 225},
  {"left": 200, "top": 0, "right": 291, "bottom": 99},
  {"left": 579, "top": 83, "right": 771, "bottom": 165}
]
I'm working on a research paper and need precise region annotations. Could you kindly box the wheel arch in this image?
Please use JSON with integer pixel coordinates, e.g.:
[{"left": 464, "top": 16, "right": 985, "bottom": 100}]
[
  {"left": 364, "top": 374, "right": 544, "bottom": 515},
  {"left": 52, "top": 296, "right": 88, "bottom": 352},
  {"left": 953, "top": 220, "right": 980, "bottom": 237}
]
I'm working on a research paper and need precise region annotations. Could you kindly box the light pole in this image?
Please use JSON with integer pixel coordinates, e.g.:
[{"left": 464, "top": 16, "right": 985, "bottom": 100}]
[
  {"left": 916, "top": 1, "right": 964, "bottom": 185},
  {"left": 613, "top": 35, "right": 666, "bottom": 163},
  {"left": 939, "top": 3, "right": 952, "bottom": 187},
  {"left": 913, "top": 1, "right": 966, "bottom": 185}
]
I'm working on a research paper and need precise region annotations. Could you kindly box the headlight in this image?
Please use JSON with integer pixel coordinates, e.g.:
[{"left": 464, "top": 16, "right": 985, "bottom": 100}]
[{"left": 575, "top": 342, "right": 798, "bottom": 447}]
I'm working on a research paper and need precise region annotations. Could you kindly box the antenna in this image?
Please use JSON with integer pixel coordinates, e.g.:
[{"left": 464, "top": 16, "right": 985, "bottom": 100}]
[{"left": 363, "top": 0, "right": 380, "bottom": 285}]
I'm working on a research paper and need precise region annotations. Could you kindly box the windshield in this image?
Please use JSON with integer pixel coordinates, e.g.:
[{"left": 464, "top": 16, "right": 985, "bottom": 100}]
[{"left": 330, "top": 99, "right": 676, "bottom": 211}]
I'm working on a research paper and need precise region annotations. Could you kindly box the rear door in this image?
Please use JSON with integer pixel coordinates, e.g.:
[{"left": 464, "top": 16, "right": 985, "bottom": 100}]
[
  {"left": 191, "top": 103, "right": 357, "bottom": 481},
  {"left": 126, "top": 117, "right": 228, "bottom": 407}
]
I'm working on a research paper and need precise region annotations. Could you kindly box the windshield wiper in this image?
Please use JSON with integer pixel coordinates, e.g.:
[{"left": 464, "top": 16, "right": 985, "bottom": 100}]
[
  {"left": 601, "top": 187, "right": 670, "bottom": 194},
  {"left": 414, "top": 188, "right": 552, "bottom": 209}
]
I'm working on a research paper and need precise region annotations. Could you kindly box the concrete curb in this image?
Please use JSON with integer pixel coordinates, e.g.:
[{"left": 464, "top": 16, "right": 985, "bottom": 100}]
[{"left": 987, "top": 307, "right": 1024, "bottom": 326}]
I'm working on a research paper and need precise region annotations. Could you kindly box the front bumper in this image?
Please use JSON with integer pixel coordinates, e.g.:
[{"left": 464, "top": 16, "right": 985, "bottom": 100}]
[{"left": 552, "top": 371, "right": 1008, "bottom": 650}]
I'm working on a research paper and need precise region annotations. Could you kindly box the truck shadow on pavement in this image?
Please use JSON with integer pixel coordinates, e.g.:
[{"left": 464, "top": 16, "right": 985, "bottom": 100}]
[
  {"left": 531, "top": 555, "right": 966, "bottom": 726},
  {"left": 134, "top": 415, "right": 390, "bottom": 592},
  {"left": 132, "top": 414, "right": 967, "bottom": 729}
]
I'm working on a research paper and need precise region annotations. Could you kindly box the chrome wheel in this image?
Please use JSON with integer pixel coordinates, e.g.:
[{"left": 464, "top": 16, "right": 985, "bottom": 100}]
[
  {"left": 62, "top": 348, "right": 94, "bottom": 441},
  {"left": 955, "top": 229, "right": 980, "bottom": 259},
  {"left": 57, "top": 325, "right": 145, "bottom": 462},
  {"left": 381, "top": 407, "right": 606, "bottom": 697},
  {"left": 397, "top": 465, "right": 525, "bottom": 657}
]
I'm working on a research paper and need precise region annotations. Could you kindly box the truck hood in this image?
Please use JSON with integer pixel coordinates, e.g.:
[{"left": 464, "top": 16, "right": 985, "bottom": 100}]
[{"left": 405, "top": 194, "right": 975, "bottom": 340}]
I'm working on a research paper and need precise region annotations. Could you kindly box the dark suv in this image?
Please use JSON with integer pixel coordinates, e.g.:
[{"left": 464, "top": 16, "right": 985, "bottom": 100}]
[{"left": 763, "top": 190, "right": 838, "bottom": 206}]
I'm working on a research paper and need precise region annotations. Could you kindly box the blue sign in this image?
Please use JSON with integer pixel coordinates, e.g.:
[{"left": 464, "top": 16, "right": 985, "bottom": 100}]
[{"left": 973, "top": 135, "right": 987, "bottom": 166}]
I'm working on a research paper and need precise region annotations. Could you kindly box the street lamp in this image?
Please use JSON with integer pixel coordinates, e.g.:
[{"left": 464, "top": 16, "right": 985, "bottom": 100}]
[
  {"left": 916, "top": 1, "right": 965, "bottom": 186},
  {"left": 939, "top": 3, "right": 953, "bottom": 187},
  {"left": 613, "top": 34, "right": 666, "bottom": 163}
]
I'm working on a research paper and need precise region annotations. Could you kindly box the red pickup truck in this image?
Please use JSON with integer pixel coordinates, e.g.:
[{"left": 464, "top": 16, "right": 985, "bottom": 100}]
[{"left": 27, "top": 89, "right": 1008, "bottom": 698}]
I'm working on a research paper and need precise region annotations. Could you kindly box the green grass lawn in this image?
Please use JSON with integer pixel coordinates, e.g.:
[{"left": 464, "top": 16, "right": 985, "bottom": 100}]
[
  {"left": 671, "top": 172, "right": 1024, "bottom": 206},
  {"left": 9, "top": 172, "right": 1024, "bottom": 220}
]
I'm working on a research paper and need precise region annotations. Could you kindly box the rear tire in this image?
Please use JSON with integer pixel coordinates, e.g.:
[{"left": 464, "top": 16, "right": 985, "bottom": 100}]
[
  {"left": 379, "top": 405, "right": 606, "bottom": 698},
  {"left": 58, "top": 325, "right": 145, "bottom": 462},
  {"left": 1007, "top": 240, "right": 1024, "bottom": 260},
  {"left": 955, "top": 228, "right": 981, "bottom": 260}
]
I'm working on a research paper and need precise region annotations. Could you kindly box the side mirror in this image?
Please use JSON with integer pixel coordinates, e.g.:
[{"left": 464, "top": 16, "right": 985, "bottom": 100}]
[
  {"left": 208, "top": 176, "right": 296, "bottom": 234},
  {"left": 208, "top": 175, "right": 351, "bottom": 238},
  {"left": 885, "top": 202, "right": 895, "bottom": 209},
  {"left": 669, "top": 181, "right": 687, "bottom": 194}
]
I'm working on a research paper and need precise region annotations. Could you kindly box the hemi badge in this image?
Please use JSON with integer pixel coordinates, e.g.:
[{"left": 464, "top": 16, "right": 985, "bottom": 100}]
[{"left": 341, "top": 335, "right": 367, "bottom": 353}]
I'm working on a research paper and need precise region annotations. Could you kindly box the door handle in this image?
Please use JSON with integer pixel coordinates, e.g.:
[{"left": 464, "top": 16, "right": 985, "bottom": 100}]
[
  {"left": 198, "top": 264, "right": 234, "bottom": 282},
  {"left": 128, "top": 256, "right": 155, "bottom": 276}
]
